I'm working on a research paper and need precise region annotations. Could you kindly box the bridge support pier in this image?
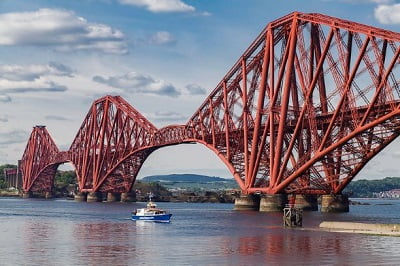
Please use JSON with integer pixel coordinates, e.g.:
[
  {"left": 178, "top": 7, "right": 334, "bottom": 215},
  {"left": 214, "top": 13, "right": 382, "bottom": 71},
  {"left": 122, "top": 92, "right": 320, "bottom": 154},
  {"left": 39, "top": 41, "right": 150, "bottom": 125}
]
[
  {"left": 22, "top": 191, "right": 33, "bottom": 199},
  {"left": 121, "top": 192, "right": 136, "bottom": 202},
  {"left": 74, "top": 192, "right": 87, "bottom": 202},
  {"left": 259, "top": 194, "right": 287, "bottom": 212},
  {"left": 45, "top": 191, "right": 54, "bottom": 199},
  {"left": 107, "top": 192, "right": 121, "bottom": 202},
  {"left": 234, "top": 194, "right": 260, "bottom": 211},
  {"left": 87, "top": 192, "right": 103, "bottom": 202},
  {"left": 320, "top": 194, "right": 349, "bottom": 212},
  {"left": 294, "top": 194, "right": 318, "bottom": 211}
]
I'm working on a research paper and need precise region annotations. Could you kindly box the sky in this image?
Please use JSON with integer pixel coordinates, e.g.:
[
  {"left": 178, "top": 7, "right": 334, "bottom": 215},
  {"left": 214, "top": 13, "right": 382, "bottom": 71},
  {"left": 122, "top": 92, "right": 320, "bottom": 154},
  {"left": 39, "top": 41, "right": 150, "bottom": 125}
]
[{"left": 1, "top": 0, "right": 400, "bottom": 180}]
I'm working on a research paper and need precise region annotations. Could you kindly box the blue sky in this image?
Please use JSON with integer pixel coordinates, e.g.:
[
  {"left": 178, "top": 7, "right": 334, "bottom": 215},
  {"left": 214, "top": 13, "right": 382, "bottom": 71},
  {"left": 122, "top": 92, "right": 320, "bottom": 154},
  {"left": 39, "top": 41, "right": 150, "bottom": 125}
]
[{"left": 1, "top": 0, "right": 400, "bottom": 179}]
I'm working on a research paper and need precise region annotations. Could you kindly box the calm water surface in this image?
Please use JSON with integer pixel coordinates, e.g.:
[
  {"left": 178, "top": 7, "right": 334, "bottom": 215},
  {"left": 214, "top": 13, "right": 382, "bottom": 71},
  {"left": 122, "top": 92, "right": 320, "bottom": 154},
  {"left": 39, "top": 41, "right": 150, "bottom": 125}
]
[{"left": 0, "top": 198, "right": 400, "bottom": 265}]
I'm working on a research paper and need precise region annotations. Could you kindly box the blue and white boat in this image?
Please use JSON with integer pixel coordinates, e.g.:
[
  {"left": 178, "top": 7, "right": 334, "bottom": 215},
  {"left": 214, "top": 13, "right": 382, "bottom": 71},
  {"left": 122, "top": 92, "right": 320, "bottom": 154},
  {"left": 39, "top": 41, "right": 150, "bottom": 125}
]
[{"left": 132, "top": 199, "right": 172, "bottom": 222}]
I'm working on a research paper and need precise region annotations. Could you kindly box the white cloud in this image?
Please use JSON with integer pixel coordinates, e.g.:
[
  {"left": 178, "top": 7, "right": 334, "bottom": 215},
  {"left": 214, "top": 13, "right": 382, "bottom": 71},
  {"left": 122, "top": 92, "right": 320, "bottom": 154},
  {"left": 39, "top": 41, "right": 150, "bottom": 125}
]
[
  {"left": 0, "top": 62, "right": 73, "bottom": 81},
  {"left": 342, "top": 0, "right": 393, "bottom": 3},
  {"left": 149, "top": 31, "right": 176, "bottom": 45},
  {"left": 0, "top": 80, "right": 67, "bottom": 93},
  {"left": 93, "top": 72, "right": 181, "bottom": 97},
  {"left": 0, "top": 115, "right": 8, "bottom": 122},
  {"left": 375, "top": 4, "right": 400, "bottom": 24},
  {"left": 0, "top": 129, "right": 29, "bottom": 146},
  {"left": 119, "top": 0, "right": 195, "bottom": 13},
  {"left": 391, "top": 150, "right": 400, "bottom": 158},
  {"left": 0, "top": 94, "right": 11, "bottom": 102},
  {"left": 199, "top": 11, "right": 212, "bottom": 17},
  {"left": 184, "top": 83, "right": 206, "bottom": 95},
  {"left": 0, "top": 62, "right": 71, "bottom": 94},
  {"left": 145, "top": 111, "right": 187, "bottom": 122},
  {"left": 370, "top": 0, "right": 393, "bottom": 3},
  {"left": 45, "top": 115, "right": 71, "bottom": 121},
  {"left": 0, "top": 8, "right": 127, "bottom": 54}
]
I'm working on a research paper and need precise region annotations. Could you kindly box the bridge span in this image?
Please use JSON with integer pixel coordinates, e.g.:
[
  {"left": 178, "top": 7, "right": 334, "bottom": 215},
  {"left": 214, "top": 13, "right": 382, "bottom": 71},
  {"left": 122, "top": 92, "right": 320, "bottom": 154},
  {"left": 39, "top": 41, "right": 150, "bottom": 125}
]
[{"left": 19, "top": 12, "right": 400, "bottom": 211}]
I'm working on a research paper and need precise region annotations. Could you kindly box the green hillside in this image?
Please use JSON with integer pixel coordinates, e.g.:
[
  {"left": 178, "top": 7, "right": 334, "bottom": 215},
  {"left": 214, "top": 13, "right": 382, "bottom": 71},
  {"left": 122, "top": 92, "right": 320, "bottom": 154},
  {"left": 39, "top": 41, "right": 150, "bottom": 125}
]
[
  {"left": 343, "top": 177, "right": 400, "bottom": 198},
  {"left": 141, "top": 174, "right": 400, "bottom": 196},
  {"left": 142, "top": 174, "right": 228, "bottom": 183},
  {"left": 140, "top": 174, "right": 238, "bottom": 191}
]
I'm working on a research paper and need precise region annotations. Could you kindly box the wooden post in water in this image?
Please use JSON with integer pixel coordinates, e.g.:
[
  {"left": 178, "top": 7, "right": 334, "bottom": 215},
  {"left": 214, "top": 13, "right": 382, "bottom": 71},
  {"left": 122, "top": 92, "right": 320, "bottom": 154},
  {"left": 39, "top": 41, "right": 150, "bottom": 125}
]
[
  {"left": 283, "top": 195, "right": 303, "bottom": 227},
  {"left": 283, "top": 205, "right": 303, "bottom": 227}
]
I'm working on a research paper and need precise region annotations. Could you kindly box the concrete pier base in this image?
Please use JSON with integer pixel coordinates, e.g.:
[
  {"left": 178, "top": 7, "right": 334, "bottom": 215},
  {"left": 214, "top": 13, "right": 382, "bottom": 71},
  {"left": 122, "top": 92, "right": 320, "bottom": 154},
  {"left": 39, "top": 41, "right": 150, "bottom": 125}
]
[
  {"left": 320, "top": 194, "right": 349, "bottom": 212},
  {"left": 259, "top": 194, "right": 287, "bottom": 212},
  {"left": 234, "top": 194, "right": 260, "bottom": 211},
  {"left": 22, "top": 191, "right": 33, "bottom": 199},
  {"left": 87, "top": 192, "right": 102, "bottom": 203},
  {"left": 121, "top": 192, "right": 136, "bottom": 202},
  {"left": 45, "top": 191, "right": 54, "bottom": 199},
  {"left": 107, "top": 192, "right": 121, "bottom": 202},
  {"left": 294, "top": 194, "right": 318, "bottom": 211},
  {"left": 74, "top": 192, "right": 87, "bottom": 202}
]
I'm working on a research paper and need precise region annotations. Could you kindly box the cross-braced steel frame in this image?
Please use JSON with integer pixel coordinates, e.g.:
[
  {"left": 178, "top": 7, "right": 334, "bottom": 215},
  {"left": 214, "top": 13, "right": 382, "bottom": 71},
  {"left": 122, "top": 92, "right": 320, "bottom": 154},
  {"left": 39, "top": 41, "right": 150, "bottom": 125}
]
[{"left": 20, "top": 12, "right": 400, "bottom": 195}]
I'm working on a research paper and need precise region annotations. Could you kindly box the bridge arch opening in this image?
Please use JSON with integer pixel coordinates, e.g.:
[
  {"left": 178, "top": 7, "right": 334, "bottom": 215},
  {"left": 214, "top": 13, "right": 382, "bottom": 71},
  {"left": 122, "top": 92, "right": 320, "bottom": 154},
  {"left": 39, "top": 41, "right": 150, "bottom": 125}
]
[
  {"left": 54, "top": 162, "right": 78, "bottom": 196},
  {"left": 137, "top": 143, "right": 234, "bottom": 181}
]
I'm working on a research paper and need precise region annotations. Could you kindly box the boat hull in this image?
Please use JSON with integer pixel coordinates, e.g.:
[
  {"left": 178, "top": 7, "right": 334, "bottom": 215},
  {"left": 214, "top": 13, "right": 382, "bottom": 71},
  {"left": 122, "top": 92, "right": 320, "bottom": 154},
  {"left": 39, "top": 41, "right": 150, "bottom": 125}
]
[{"left": 132, "top": 213, "right": 172, "bottom": 222}]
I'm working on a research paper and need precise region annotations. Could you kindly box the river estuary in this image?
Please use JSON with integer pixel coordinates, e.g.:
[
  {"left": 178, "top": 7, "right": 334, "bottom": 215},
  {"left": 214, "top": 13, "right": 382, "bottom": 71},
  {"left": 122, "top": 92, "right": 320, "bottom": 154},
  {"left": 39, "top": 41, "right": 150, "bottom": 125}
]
[{"left": 0, "top": 198, "right": 399, "bottom": 265}]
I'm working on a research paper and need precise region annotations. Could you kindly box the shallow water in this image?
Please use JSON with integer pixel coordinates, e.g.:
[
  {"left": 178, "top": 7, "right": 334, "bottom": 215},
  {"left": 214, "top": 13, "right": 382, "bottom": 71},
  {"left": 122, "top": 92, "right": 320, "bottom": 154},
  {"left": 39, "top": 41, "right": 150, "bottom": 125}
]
[{"left": 0, "top": 198, "right": 399, "bottom": 265}]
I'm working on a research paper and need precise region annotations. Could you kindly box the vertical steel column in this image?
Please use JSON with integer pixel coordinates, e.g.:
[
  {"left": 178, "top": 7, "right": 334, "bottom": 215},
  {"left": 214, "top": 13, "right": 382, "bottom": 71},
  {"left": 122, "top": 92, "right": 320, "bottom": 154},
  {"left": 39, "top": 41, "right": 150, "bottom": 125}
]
[
  {"left": 271, "top": 17, "right": 298, "bottom": 185},
  {"left": 247, "top": 31, "right": 271, "bottom": 187},
  {"left": 241, "top": 58, "right": 249, "bottom": 187},
  {"left": 209, "top": 99, "right": 217, "bottom": 146},
  {"left": 223, "top": 81, "right": 231, "bottom": 160}
]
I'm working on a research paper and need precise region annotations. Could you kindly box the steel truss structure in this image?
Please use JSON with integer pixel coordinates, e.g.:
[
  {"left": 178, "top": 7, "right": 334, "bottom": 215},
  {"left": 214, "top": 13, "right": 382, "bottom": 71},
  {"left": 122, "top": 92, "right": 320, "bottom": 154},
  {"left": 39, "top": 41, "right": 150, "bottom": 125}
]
[{"left": 20, "top": 12, "right": 400, "bottom": 195}]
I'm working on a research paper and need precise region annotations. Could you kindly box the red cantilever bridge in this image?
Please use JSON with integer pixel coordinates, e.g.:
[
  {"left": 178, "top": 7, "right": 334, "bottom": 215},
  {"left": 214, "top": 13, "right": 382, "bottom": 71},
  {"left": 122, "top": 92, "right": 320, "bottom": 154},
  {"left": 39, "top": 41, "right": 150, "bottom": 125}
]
[{"left": 20, "top": 12, "right": 400, "bottom": 198}]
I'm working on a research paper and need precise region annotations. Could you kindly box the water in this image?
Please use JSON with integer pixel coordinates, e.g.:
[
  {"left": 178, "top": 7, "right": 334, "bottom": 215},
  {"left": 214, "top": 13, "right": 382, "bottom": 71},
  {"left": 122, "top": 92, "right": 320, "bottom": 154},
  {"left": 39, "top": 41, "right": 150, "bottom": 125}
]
[{"left": 0, "top": 198, "right": 400, "bottom": 265}]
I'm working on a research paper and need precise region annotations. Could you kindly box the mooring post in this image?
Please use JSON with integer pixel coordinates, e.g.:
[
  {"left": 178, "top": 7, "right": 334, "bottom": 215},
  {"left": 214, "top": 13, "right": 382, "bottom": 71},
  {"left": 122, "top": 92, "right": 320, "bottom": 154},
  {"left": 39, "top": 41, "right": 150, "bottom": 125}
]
[
  {"left": 283, "top": 206, "right": 303, "bottom": 227},
  {"left": 283, "top": 195, "right": 303, "bottom": 227}
]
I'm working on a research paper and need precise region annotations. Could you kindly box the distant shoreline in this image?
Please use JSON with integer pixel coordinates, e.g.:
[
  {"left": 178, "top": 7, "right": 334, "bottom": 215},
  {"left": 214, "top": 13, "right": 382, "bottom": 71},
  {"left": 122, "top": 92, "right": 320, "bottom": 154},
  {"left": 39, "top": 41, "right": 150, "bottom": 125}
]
[
  {"left": 0, "top": 191, "right": 19, "bottom": 197},
  {"left": 0, "top": 190, "right": 236, "bottom": 203},
  {"left": 1, "top": 190, "right": 399, "bottom": 203}
]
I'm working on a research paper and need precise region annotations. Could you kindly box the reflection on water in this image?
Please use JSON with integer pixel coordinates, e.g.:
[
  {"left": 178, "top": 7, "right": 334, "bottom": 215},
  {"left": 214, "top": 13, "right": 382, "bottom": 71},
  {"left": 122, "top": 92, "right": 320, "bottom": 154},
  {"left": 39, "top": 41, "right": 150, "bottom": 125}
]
[
  {"left": 23, "top": 221, "right": 55, "bottom": 265},
  {"left": 217, "top": 228, "right": 400, "bottom": 265},
  {"left": 73, "top": 222, "right": 137, "bottom": 265},
  {"left": 0, "top": 198, "right": 399, "bottom": 265}
]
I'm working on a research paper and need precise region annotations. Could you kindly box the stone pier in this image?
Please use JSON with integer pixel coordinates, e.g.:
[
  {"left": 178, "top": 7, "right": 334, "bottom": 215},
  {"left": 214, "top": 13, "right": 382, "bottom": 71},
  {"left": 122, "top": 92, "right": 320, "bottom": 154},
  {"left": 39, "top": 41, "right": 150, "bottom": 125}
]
[
  {"left": 87, "top": 192, "right": 103, "bottom": 202},
  {"left": 74, "top": 192, "right": 87, "bottom": 202},
  {"left": 121, "top": 192, "right": 136, "bottom": 202},
  {"left": 294, "top": 194, "right": 318, "bottom": 211},
  {"left": 259, "top": 194, "right": 287, "bottom": 212},
  {"left": 45, "top": 191, "right": 54, "bottom": 199},
  {"left": 107, "top": 192, "right": 121, "bottom": 202},
  {"left": 320, "top": 194, "right": 349, "bottom": 212},
  {"left": 22, "top": 191, "right": 33, "bottom": 199},
  {"left": 234, "top": 194, "right": 260, "bottom": 211}
]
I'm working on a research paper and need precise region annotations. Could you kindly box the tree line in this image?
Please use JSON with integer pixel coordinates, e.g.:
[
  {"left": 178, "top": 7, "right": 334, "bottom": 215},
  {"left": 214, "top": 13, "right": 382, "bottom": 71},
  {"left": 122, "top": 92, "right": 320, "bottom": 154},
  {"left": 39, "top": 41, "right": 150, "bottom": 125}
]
[
  {"left": 0, "top": 164, "right": 17, "bottom": 189},
  {"left": 343, "top": 177, "right": 400, "bottom": 198},
  {"left": 1, "top": 164, "right": 399, "bottom": 198},
  {"left": 0, "top": 164, "right": 77, "bottom": 190}
]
